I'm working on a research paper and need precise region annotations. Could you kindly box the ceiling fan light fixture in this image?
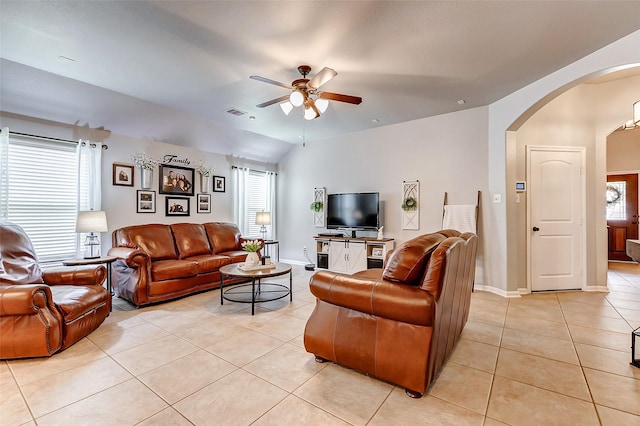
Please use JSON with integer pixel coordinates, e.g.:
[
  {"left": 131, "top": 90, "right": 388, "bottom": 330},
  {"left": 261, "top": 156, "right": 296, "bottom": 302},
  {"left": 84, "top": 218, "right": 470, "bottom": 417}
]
[
  {"left": 316, "top": 98, "right": 329, "bottom": 113},
  {"left": 304, "top": 107, "right": 315, "bottom": 120},
  {"left": 290, "top": 90, "right": 304, "bottom": 107},
  {"left": 280, "top": 101, "right": 293, "bottom": 115}
]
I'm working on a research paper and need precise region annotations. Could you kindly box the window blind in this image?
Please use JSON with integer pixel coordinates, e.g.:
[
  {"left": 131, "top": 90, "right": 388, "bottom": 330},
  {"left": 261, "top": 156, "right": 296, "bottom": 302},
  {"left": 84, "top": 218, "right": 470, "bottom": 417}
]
[
  {"left": 246, "top": 170, "right": 267, "bottom": 238},
  {"left": 4, "top": 135, "right": 81, "bottom": 263}
]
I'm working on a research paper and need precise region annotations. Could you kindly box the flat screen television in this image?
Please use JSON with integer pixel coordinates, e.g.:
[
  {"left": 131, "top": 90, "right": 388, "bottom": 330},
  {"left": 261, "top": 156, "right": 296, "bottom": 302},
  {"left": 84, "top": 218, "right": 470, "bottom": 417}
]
[{"left": 326, "top": 192, "right": 380, "bottom": 232}]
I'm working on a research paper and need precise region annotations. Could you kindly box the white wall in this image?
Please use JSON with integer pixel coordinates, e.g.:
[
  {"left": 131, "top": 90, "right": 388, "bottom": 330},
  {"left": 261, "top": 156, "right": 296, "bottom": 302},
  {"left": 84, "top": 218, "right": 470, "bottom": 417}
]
[
  {"left": 277, "top": 107, "right": 489, "bottom": 285},
  {"left": 101, "top": 134, "right": 233, "bottom": 230},
  {"left": 607, "top": 127, "right": 640, "bottom": 172}
]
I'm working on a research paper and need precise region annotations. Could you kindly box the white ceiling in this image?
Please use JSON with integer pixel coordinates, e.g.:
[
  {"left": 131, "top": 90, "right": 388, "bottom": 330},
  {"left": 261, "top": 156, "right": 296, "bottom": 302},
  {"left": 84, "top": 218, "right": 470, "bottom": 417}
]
[{"left": 1, "top": 1, "right": 639, "bottom": 163}]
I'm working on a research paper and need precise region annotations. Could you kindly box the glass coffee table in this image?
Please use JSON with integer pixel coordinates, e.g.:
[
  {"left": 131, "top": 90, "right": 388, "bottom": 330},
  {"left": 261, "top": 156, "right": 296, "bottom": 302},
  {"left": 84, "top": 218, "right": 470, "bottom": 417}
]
[{"left": 219, "top": 262, "right": 292, "bottom": 315}]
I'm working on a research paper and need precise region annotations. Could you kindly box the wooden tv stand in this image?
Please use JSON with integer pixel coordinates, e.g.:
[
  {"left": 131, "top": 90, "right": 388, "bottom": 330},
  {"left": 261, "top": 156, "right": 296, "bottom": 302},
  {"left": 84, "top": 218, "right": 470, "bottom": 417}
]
[{"left": 314, "top": 236, "right": 394, "bottom": 274}]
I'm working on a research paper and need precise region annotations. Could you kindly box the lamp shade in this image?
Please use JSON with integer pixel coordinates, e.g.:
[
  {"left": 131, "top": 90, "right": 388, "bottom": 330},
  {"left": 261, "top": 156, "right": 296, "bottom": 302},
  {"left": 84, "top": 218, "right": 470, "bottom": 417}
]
[
  {"left": 256, "top": 211, "right": 271, "bottom": 226},
  {"left": 75, "top": 210, "right": 108, "bottom": 233}
]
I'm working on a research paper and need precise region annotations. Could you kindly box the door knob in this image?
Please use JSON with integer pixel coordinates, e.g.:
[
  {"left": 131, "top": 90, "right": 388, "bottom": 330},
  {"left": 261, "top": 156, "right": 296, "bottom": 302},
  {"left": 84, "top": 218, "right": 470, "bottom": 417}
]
[{"left": 532, "top": 226, "right": 540, "bottom": 232}]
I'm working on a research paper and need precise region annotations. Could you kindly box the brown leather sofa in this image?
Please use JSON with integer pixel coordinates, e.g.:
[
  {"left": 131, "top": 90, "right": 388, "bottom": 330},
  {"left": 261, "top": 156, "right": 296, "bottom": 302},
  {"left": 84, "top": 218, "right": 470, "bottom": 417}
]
[
  {"left": 0, "top": 222, "right": 110, "bottom": 359},
  {"left": 304, "top": 229, "right": 478, "bottom": 398},
  {"left": 108, "top": 222, "right": 261, "bottom": 307}
]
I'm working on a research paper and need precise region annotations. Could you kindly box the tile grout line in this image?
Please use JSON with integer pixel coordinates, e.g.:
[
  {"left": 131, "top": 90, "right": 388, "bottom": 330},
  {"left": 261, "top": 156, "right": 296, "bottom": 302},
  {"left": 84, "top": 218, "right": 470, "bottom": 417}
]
[
  {"left": 482, "top": 300, "right": 506, "bottom": 425},
  {"left": 559, "top": 290, "right": 605, "bottom": 425}
]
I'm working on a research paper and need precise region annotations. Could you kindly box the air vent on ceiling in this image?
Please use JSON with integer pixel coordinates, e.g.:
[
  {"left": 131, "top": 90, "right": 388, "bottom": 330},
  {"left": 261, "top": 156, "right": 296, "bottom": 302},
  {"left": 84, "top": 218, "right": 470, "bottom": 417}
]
[{"left": 226, "top": 108, "right": 247, "bottom": 116}]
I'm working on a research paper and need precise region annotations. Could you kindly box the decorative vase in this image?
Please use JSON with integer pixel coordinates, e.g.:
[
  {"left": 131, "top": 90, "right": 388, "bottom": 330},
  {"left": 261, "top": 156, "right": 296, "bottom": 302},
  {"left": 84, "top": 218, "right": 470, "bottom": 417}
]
[
  {"left": 244, "top": 252, "right": 259, "bottom": 268},
  {"left": 200, "top": 174, "right": 210, "bottom": 193},
  {"left": 141, "top": 169, "right": 153, "bottom": 190}
]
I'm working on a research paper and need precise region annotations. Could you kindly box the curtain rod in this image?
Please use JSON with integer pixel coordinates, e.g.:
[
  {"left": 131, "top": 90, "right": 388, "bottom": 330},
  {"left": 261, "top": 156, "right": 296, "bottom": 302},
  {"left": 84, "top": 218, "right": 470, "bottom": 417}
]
[
  {"left": 5, "top": 131, "right": 108, "bottom": 149},
  {"left": 231, "top": 165, "right": 277, "bottom": 175}
]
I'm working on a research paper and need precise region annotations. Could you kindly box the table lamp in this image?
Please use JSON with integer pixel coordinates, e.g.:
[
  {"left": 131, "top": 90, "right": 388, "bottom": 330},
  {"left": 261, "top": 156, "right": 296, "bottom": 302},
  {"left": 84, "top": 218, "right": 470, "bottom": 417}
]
[
  {"left": 76, "top": 210, "right": 108, "bottom": 259},
  {"left": 255, "top": 211, "right": 271, "bottom": 240}
]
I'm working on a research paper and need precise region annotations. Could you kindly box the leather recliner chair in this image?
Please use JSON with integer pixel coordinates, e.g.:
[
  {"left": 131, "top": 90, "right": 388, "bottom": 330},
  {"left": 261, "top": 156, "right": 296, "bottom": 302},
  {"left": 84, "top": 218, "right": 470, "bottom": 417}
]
[
  {"left": 0, "top": 222, "right": 111, "bottom": 359},
  {"left": 304, "top": 230, "right": 478, "bottom": 398}
]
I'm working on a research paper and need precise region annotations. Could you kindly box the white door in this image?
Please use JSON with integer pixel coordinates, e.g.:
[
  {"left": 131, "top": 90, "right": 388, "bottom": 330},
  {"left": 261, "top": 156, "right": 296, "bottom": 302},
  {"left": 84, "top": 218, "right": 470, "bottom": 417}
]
[{"left": 528, "top": 147, "right": 585, "bottom": 291}]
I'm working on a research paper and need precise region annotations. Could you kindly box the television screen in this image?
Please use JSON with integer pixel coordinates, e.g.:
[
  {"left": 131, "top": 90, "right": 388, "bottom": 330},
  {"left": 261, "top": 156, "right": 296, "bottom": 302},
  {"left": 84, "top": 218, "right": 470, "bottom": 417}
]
[{"left": 327, "top": 192, "right": 379, "bottom": 230}]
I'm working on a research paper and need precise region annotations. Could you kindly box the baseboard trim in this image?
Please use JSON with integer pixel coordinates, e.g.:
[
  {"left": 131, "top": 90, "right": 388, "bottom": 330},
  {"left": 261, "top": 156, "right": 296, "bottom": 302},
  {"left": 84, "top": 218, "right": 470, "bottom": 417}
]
[
  {"left": 583, "top": 285, "right": 609, "bottom": 293},
  {"left": 473, "top": 284, "right": 521, "bottom": 298},
  {"left": 280, "top": 258, "right": 307, "bottom": 266}
]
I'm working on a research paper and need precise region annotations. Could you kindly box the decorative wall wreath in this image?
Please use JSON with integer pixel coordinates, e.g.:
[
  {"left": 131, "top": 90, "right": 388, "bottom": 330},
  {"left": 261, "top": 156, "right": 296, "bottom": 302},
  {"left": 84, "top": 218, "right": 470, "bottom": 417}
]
[
  {"left": 309, "top": 201, "right": 323, "bottom": 212},
  {"left": 402, "top": 196, "right": 418, "bottom": 211},
  {"left": 606, "top": 184, "right": 621, "bottom": 204}
]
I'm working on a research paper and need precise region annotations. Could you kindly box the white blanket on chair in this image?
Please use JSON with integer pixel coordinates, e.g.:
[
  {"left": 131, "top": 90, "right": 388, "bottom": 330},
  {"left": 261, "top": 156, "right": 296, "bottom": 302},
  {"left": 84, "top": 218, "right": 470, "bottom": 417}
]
[{"left": 443, "top": 204, "right": 477, "bottom": 234}]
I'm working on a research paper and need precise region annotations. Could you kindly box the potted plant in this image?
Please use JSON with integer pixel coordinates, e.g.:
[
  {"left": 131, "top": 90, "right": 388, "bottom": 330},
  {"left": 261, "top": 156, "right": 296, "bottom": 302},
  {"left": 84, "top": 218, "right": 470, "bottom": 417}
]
[
  {"left": 241, "top": 239, "right": 261, "bottom": 268},
  {"left": 402, "top": 196, "right": 418, "bottom": 211},
  {"left": 130, "top": 152, "right": 160, "bottom": 189},
  {"left": 310, "top": 201, "right": 323, "bottom": 212}
]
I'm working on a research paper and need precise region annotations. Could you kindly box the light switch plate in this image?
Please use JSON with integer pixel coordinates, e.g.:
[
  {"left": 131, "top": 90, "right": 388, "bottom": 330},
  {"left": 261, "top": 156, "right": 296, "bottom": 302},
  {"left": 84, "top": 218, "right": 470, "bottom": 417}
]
[{"left": 493, "top": 193, "right": 502, "bottom": 203}]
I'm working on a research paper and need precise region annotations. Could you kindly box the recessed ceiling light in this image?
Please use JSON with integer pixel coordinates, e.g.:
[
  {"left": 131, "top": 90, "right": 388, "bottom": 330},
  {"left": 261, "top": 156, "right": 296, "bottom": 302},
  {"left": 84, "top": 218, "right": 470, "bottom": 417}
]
[
  {"left": 58, "top": 55, "right": 75, "bottom": 62},
  {"left": 457, "top": 99, "right": 466, "bottom": 105},
  {"left": 249, "top": 116, "right": 255, "bottom": 120}
]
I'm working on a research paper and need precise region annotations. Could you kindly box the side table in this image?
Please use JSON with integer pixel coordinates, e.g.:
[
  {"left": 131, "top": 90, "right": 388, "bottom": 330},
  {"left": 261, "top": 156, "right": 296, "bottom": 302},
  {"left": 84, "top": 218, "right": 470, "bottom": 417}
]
[
  {"left": 63, "top": 256, "right": 116, "bottom": 311},
  {"left": 263, "top": 240, "right": 279, "bottom": 262}
]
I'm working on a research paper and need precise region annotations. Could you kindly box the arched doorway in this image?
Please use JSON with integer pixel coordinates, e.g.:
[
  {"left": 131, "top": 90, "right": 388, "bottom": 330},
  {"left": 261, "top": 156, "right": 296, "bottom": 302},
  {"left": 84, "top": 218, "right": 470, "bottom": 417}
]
[{"left": 505, "top": 67, "right": 640, "bottom": 294}]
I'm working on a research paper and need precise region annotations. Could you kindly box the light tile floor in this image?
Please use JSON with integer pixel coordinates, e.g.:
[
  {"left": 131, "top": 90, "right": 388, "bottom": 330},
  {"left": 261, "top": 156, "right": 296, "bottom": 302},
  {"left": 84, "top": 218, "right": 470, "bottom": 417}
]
[{"left": 1, "top": 262, "right": 639, "bottom": 425}]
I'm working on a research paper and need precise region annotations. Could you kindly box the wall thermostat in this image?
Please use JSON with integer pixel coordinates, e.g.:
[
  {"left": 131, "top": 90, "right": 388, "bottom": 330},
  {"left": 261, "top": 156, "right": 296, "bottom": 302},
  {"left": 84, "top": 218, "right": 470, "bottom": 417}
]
[{"left": 515, "top": 181, "right": 526, "bottom": 192}]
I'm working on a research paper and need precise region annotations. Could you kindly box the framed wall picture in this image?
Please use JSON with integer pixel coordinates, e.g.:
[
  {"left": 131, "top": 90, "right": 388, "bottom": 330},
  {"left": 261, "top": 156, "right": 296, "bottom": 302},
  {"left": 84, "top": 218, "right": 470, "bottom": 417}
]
[
  {"left": 165, "top": 196, "right": 190, "bottom": 216},
  {"left": 197, "top": 193, "right": 211, "bottom": 213},
  {"left": 159, "top": 164, "right": 195, "bottom": 196},
  {"left": 372, "top": 247, "right": 384, "bottom": 257},
  {"left": 113, "top": 163, "right": 134, "bottom": 187},
  {"left": 213, "top": 175, "right": 226, "bottom": 192},
  {"left": 136, "top": 190, "right": 156, "bottom": 213}
]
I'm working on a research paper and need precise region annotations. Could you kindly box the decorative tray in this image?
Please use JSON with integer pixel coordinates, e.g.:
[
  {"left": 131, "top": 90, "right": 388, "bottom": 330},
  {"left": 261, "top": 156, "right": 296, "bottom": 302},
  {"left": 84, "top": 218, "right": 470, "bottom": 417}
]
[{"left": 238, "top": 263, "right": 277, "bottom": 272}]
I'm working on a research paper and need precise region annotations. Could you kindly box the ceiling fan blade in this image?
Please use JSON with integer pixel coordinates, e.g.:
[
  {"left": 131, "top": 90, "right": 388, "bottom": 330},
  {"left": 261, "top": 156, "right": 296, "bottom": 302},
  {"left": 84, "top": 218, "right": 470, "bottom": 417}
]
[
  {"left": 308, "top": 67, "right": 337, "bottom": 89},
  {"left": 250, "top": 75, "right": 293, "bottom": 90},
  {"left": 319, "top": 91, "right": 362, "bottom": 105},
  {"left": 256, "top": 95, "right": 290, "bottom": 108}
]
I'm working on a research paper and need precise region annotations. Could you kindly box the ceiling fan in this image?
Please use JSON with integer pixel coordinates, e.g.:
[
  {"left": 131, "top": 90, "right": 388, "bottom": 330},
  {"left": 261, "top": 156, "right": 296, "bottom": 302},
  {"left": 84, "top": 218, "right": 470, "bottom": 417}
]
[{"left": 250, "top": 65, "right": 362, "bottom": 120}]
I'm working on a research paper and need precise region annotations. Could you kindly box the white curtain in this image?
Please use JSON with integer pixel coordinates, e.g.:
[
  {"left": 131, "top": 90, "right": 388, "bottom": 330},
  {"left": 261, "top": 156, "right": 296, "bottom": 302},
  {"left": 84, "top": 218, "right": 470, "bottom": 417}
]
[
  {"left": 0, "top": 128, "right": 9, "bottom": 220},
  {"left": 232, "top": 166, "right": 250, "bottom": 234},
  {"left": 265, "top": 171, "right": 277, "bottom": 240},
  {"left": 76, "top": 140, "right": 103, "bottom": 255},
  {"left": 77, "top": 140, "right": 102, "bottom": 210}
]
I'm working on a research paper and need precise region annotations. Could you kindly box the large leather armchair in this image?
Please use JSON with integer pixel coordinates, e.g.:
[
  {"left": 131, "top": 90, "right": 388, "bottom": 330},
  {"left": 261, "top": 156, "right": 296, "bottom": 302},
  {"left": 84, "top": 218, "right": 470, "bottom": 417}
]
[
  {"left": 0, "top": 222, "right": 110, "bottom": 359},
  {"left": 304, "top": 230, "right": 478, "bottom": 397}
]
